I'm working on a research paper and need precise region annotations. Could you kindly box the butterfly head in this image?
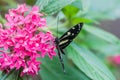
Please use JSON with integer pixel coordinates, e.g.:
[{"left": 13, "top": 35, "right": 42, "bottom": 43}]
[{"left": 54, "top": 37, "right": 60, "bottom": 45}]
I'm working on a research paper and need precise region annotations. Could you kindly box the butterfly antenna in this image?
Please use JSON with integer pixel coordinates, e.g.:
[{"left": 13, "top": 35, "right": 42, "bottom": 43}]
[{"left": 57, "top": 16, "right": 59, "bottom": 38}]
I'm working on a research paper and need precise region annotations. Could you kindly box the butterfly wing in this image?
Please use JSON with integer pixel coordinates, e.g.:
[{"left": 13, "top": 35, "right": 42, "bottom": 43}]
[{"left": 59, "top": 23, "right": 83, "bottom": 49}]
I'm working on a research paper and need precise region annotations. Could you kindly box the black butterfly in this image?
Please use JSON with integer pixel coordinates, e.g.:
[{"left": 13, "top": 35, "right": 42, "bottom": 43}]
[{"left": 55, "top": 23, "right": 83, "bottom": 72}]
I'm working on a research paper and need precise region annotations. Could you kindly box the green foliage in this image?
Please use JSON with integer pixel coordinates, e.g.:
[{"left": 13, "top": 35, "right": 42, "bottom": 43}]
[
  {"left": 84, "top": 25, "right": 120, "bottom": 44},
  {"left": 68, "top": 43, "right": 115, "bottom": 80},
  {"left": 0, "top": 0, "right": 16, "bottom": 16},
  {"left": 80, "top": 0, "right": 120, "bottom": 20},
  {"left": 39, "top": 57, "right": 92, "bottom": 80},
  {"left": 82, "top": 25, "right": 120, "bottom": 56},
  {"left": 26, "top": 0, "right": 36, "bottom": 5},
  {"left": 35, "top": 0, "right": 75, "bottom": 15},
  {"left": 0, "top": 0, "right": 120, "bottom": 80}
]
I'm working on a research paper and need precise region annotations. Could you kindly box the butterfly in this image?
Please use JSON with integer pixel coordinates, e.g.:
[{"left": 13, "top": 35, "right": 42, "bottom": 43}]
[{"left": 55, "top": 23, "right": 83, "bottom": 72}]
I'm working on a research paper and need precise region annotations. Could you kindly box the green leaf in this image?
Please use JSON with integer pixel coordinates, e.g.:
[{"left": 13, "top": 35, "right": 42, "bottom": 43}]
[
  {"left": 0, "top": 15, "right": 6, "bottom": 24},
  {"left": 81, "top": 33, "right": 120, "bottom": 56},
  {"left": 39, "top": 57, "right": 92, "bottom": 80},
  {"left": 68, "top": 0, "right": 120, "bottom": 21},
  {"left": 35, "top": 0, "right": 50, "bottom": 11},
  {"left": 71, "top": 0, "right": 83, "bottom": 10},
  {"left": 62, "top": 5, "right": 79, "bottom": 19},
  {"left": 0, "top": 69, "right": 15, "bottom": 80},
  {"left": 67, "top": 43, "right": 116, "bottom": 80},
  {"left": 80, "top": 0, "right": 90, "bottom": 12},
  {"left": 35, "top": 0, "right": 75, "bottom": 15},
  {"left": 84, "top": 25, "right": 120, "bottom": 44},
  {"left": 26, "top": 0, "right": 36, "bottom": 5},
  {"left": 80, "top": 0, "right": 120, "bottom": 20}
]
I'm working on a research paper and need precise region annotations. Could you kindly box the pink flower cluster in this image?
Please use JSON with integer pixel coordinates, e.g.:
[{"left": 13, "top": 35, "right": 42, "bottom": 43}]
[{"left": 0, "top": 4, "right": 56, "bottom": 76}]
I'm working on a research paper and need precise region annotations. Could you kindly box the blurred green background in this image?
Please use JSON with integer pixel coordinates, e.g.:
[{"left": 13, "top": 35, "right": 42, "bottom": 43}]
[{"left": 0, "top": 0, "right": 120, "bottom": 80}]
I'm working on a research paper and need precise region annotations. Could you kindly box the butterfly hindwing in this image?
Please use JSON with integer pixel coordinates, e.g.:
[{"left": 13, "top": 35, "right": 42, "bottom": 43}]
[
  {"left": 56, "top": 43, "right": 65, "bottom": 72},
  {"left": 59, "top": 23, "right": 83, "bottom": 49}
]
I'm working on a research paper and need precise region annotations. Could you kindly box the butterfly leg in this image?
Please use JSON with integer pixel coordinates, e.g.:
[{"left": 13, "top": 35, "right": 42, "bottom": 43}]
[
  {"left": 60, "top": 48, "right": 66, "bottom": 55},
  {"left": 57, "top": 45, "right": 65, "bottom": 73}
]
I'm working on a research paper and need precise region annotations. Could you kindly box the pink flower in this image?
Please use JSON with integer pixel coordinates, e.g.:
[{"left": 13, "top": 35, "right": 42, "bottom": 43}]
[
  {"left": 22, "top": 57, "right": 41, "bottom": 76},
  {"left": 0, "top": 4, "right": 56, "bottom": 76},
  {"left": 108, "top": 55, "right": 120, "bottom": 65}
]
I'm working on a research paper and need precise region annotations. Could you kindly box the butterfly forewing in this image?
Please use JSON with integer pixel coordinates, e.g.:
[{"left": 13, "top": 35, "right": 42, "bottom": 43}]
[{"left": 59, "top": 23, "right": 83, "bottom": 49}]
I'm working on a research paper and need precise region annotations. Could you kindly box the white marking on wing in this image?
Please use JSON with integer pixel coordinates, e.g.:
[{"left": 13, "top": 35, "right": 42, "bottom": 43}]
[
  {"left": 59, "top": 40, "right": 69, "bottom": 45},
  {"left": 60, "top": 32, "right": 71, "bottom": 40}
]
